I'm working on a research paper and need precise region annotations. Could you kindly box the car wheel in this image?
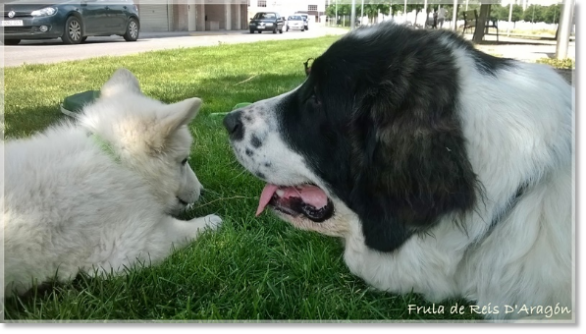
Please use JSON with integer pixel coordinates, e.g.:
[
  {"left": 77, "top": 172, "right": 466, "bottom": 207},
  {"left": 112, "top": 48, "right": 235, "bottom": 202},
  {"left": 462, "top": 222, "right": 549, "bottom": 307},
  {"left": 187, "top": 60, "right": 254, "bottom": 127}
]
[
  {"left": 81, "top": 36, "right": 88, "bottom": 43},
  {"left": 279, "top": 28, "right": 283, "bottom": 34},
  {"left": 62, "top": 16, "right": 84, "bottom": 44},
  {"left": 301, "top": 28, "right": 305, "bottom": 32},
  {"left": 258, "top": 31, "right": 262, "bottom": 34},
  {"left": 123, "top": 18, "right": 139, "bottom": 42},
  {"left": 286, "top": 26, "right": 289, "bottom": 32},
  {"left": 272, "top": 27, "right": 277, "bottom": 34},
  {"left": 250, "top": 29, "right": 254, "bottom": 33},
  {"left": 2, "top": 39, "right": 21, "bottom": 45}
]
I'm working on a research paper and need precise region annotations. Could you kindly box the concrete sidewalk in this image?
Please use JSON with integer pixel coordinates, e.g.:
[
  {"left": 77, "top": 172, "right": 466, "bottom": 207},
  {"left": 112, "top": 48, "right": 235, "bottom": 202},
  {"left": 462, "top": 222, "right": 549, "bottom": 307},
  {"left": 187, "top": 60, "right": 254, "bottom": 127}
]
[{"left": 466, "top": 34, "right": 576, "bottom": 63}]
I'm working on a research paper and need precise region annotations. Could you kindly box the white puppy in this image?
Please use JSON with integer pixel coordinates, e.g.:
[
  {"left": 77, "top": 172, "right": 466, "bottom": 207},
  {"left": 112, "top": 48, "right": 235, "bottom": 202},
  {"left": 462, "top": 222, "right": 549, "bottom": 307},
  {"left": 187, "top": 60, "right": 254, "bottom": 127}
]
[{"left": 2, "top": 69, "right": 221, "bottom": 297}]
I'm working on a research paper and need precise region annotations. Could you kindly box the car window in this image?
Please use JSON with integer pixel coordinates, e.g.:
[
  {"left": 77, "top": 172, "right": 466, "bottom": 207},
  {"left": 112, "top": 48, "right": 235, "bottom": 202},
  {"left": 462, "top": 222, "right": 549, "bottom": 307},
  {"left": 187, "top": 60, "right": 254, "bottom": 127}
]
[
  {"left": 254, "top": 13, "right": 276, "bottom": 19},
  {"left": 289, "top": 16, "right": 302, "bottom": 21}
]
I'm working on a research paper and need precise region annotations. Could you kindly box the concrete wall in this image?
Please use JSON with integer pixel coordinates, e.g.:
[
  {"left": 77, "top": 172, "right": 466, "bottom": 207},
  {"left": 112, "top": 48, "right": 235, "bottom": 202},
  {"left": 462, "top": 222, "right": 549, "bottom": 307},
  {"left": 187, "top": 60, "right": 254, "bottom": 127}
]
[
  {"left": 240, "top": 4, "right": 248, "bottom": 29},
  {"left": 205, "top": 4, "right": 225, "bottom": 30},
  {"left": 173, "top": 4, "right": 188, "bottom": 31},
  {"left": 147, "top": 1, "right": 248, "bottom": 32},
  {"left": 196, "top": 3, "right": 205, "bottom": 31}
]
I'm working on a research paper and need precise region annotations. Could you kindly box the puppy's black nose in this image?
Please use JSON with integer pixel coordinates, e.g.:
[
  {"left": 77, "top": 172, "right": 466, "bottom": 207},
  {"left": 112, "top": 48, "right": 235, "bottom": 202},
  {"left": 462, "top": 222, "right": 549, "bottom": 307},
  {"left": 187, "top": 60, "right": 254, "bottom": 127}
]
[{"left": 223, "top": 110, "right": 244, "bottom": 141}]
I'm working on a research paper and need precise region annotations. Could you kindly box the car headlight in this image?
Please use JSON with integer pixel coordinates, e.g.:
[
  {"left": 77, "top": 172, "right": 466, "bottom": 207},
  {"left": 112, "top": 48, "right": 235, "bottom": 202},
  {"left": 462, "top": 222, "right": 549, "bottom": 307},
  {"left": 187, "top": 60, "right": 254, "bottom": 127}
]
[{"left": 31, "top": 7, "right": 57, "bottom": 17}]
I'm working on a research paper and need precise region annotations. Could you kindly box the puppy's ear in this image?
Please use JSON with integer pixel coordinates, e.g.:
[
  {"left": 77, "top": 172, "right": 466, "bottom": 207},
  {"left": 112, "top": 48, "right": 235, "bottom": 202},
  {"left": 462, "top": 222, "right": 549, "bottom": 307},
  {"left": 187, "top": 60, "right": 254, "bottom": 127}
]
[
  {"left": 149, "top": 97, "right": 202, "bottom": 152},
  {"left": 101, "top": 68, "right": 142, "bottom": 98},
  {"left": 159, "top": 97, "right": 202, "bottom": 134},
  {"left": 349, "top": 88, "right": 478, "bottom": 253}
]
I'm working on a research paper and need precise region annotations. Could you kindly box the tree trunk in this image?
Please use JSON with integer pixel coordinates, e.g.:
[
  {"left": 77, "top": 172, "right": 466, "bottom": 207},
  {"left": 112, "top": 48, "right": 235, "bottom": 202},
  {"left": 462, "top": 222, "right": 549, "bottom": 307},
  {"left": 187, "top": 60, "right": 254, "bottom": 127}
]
[
  {"left": 473, "top": 4, "right": 490, "bottom": 43},
  {"left": 414, "top": 12, "right": 418, "bottom": 26}
]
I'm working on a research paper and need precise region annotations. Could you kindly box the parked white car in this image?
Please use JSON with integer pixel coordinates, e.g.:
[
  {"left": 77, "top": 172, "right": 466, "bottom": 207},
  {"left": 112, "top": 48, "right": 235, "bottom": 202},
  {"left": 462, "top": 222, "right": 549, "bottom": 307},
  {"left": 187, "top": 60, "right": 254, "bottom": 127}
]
[{"left": 286, "top": 15, "right": 305, "bottom": 32}]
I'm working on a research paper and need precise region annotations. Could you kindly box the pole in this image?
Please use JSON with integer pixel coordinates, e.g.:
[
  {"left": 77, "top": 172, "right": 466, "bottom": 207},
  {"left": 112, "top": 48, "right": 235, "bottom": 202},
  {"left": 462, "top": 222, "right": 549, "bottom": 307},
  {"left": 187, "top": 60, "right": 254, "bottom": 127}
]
[
  {"left": 424, "top": 0, "right": 427, "bottom": 26},
  {"left": 556, "top": 0, "right": 574, "bottom": 59},
  {"left": 404, "top": 0, "right": 407, "bottom": 23},
  {"left": 351, "top": 0, "right": 356, "bottom": 29},
  {"left": 452, "top": 0, "right": 458, "bottom": 30},
  {"left": 507, "top": 0, "right": 513, "bottom": 36},
  {"left": 361, "top": 0, "right": 364, "bottom": 25},
  {"left": 335, "top": 0, "right": 338, "bottom": 26},
  {"left": 465, "top": 0, "right": 469, "bottom": 11}
]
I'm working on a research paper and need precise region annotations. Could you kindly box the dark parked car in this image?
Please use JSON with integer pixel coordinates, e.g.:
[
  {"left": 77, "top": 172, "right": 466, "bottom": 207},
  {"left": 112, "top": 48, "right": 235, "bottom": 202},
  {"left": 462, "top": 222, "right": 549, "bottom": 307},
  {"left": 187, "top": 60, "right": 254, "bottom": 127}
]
[
  {"left": 1, "top": 0, "right": 140, "bottom": 45},
  {"left": 249, "top": 12, "right": 284, "bottom": 34}
]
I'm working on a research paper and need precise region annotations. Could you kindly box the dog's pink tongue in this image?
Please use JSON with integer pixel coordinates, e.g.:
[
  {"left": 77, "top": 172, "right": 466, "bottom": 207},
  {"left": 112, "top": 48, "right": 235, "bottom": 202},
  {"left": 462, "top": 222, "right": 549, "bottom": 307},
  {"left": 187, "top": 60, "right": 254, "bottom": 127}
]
[
  {"left": 294, "top": 185, "right": 328, "bottom": 208},
  {"left": 257, "top": 184, "right": 279, "bottom": 216},
  {"left": 256, "top": 184, "right": 328, "bottom": 217}
]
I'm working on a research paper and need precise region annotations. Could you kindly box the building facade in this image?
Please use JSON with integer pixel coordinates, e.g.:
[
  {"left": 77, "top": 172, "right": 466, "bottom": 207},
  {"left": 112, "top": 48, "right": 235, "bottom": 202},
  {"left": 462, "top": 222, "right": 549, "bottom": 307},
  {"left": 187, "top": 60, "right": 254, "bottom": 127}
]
[
  {"left": 248, "top": 0, "right": 326, "bottom": 23},
  {"left": 136, "top": 0, "right": 249, "bottom": 32}
]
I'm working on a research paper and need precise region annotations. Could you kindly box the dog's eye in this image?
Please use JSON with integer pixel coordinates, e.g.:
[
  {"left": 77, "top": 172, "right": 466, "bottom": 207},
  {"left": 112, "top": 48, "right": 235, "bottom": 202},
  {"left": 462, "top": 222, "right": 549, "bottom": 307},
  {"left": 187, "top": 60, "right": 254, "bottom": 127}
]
[{"left": 181, "top": 158, "right": 188, "bottom": 166}]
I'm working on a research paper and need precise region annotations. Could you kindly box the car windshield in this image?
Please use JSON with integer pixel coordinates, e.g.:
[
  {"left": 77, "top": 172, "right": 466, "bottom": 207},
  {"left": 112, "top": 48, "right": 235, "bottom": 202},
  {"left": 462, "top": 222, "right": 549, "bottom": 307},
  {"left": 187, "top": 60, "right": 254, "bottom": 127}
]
[
  {"left": 288, "top": 16, "right": 303, "bottom": 21},
  {"left": 254, "top": 13, "right": 276, "bottom": 19}
]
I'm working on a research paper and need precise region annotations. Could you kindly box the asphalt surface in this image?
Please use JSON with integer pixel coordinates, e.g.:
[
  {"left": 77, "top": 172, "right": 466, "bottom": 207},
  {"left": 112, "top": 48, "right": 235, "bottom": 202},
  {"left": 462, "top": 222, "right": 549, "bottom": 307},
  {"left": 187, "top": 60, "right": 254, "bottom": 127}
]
[
  {"left": 1, "top": 26, "right": 574, "bottom": 70},
  {"left": 1, "top": 26, "right": 348, "bottom": 68}
]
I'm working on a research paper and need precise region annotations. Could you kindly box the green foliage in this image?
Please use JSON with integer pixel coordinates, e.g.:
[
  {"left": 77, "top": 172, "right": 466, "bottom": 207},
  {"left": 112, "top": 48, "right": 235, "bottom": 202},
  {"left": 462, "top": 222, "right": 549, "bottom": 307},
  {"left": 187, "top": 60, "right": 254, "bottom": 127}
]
[
  {"left": 326, "top": 3, "right": 390, "bottom": 21},
  {"left": 543, "top": 4, "right": 562, "bottom": 24},
  {"left": 523, "top": 4, "right": 545, "bottom": 23}
]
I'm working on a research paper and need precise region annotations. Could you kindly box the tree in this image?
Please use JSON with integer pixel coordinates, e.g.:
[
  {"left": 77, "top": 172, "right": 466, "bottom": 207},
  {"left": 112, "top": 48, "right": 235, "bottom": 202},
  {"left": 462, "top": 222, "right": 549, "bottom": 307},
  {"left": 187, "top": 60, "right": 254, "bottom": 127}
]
[
  {"left": 523, "top": 4, "right": 544, "bottom": 23},
  {"left": 407, "top": 4, "right": 425, "bottom": 25},
  {"left": 489, "top": 4, "right": 509, "bottom": 21},
  {"left": 389, "top": 0, "right": 406, "bottom": 18},
  {"left": 473, "top": 4, "right": 491, "bottom": 43},
  {"left": 511, "top": 4, "right": 523, "bottom": 23},
  {"left": 325, "top": 3, "right": 351, "bottom": 18},
  {"left": 543, "top": 4, "right": 562, "bottom": 24}
]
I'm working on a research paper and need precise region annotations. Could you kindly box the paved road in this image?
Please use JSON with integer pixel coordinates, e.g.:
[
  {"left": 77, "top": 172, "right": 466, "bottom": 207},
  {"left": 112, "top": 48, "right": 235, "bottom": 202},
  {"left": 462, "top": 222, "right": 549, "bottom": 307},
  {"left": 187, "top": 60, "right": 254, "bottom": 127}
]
[
  {"left": 2, "top": 25, "right": 574, "bottom": 68},
  {"left": 2, "top": 26, "right": 348, "bottom": 68}
]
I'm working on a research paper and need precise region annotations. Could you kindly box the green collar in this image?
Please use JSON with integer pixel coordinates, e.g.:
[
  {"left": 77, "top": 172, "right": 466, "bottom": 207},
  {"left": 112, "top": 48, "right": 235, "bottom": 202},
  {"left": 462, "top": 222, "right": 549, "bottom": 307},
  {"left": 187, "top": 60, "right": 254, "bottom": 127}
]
[{"left": 91, "top": 133, "right": 120, "bottom": 163}]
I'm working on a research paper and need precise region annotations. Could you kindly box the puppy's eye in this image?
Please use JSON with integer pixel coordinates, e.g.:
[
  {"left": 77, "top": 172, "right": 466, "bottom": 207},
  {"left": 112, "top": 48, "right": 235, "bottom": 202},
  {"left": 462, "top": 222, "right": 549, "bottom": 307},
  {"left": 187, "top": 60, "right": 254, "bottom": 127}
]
[{"left": 181, "top": 158, "right": 188, "bottom": 165}]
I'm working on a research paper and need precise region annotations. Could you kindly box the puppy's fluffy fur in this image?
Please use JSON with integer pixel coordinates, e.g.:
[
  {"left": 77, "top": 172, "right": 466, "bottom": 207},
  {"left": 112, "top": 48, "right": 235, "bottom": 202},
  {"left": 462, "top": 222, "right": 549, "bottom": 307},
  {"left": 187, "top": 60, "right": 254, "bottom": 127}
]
[
  {"left": 2, "top": 69, "right": 221, "bottom": 297},
  {"left": 225, "top": 23, "right": 573, "bottom": 320}
]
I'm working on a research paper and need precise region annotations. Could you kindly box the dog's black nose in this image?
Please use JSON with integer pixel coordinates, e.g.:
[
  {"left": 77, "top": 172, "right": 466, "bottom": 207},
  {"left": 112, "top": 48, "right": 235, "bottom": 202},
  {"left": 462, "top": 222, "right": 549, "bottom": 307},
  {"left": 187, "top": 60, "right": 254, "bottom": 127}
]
[{"left": 223, "top": 110, "right": 244, "bottom": 141}]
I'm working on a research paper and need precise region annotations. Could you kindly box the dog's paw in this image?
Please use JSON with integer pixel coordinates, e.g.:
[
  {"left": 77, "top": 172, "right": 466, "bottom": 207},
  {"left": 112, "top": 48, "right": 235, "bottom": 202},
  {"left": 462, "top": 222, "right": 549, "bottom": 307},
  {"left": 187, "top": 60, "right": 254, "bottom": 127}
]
[{"left": 203, "top": 214, "right": 222, "bottom": 230}]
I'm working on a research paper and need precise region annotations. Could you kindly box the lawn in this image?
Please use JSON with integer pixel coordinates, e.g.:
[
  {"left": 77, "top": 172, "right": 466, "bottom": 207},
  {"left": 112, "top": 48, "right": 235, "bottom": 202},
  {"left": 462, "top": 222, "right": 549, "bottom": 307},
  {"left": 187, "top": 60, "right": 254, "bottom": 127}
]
[{"left": 2, "top": 36, "right": 480, "bottom": 321}]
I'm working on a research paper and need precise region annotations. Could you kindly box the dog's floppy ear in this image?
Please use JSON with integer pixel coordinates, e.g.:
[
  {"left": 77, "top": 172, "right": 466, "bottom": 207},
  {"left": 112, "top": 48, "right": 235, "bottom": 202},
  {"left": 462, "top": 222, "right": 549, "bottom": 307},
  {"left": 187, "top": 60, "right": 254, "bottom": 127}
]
[
  {"left": 349, "top": 86, "right": 478, "bottom": 253},
  {"left": 101, "top": 68, "right": 142, "bottom": 98}
]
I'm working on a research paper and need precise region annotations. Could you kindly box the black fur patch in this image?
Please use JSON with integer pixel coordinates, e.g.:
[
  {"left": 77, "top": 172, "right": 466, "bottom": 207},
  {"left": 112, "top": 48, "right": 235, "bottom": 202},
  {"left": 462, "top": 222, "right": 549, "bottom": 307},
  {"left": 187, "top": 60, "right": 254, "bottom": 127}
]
[
  {"left": 251, "top": 135, "right": 263, "bottom": 148},
  {"left": 276, "top": 23, "right": 488, "bottom": 252}
]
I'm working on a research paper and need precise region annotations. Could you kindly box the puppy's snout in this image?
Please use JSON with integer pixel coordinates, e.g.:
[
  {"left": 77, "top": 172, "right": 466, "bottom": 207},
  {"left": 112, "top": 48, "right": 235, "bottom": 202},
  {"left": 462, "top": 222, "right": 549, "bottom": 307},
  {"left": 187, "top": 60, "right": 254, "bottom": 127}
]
[{"left": 223, "top": 110, "right": 244, "bottom": 141}]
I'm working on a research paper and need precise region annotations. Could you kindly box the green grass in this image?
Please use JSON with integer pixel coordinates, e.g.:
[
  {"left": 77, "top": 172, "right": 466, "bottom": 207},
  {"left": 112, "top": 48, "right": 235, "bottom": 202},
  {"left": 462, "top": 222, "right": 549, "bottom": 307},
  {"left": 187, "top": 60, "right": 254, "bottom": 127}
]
[
  {"left": 536, "top": 57, "right": 575, "bottom": 70},
  {"left": 3, "top": 36, "right": 480, "bottom": 321}
]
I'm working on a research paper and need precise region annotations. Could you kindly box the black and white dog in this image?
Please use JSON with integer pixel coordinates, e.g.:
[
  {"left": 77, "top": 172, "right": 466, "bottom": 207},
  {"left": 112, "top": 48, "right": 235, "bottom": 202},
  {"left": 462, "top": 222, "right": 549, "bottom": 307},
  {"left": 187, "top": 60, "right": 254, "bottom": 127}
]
[{"left": 224, "top": 23, "right": 573, "bottom": 320}]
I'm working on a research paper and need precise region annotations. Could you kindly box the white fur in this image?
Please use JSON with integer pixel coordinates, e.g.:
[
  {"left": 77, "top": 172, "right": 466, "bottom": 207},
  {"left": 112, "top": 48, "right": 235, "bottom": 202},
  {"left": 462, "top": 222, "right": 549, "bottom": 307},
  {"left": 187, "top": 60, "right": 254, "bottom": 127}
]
[
  {"left": 1, "top": 69, "right": 222, "bottom": 298},
  {"left": 229, "top": 40, "right": 573, "bottom": 320}
]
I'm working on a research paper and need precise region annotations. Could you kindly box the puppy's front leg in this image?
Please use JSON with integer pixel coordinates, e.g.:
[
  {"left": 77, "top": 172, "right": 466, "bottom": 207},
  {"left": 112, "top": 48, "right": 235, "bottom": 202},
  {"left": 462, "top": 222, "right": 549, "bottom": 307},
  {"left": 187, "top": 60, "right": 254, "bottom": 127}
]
[{"left": 161, "top": 215, "right": 222, "bottom": 250}]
